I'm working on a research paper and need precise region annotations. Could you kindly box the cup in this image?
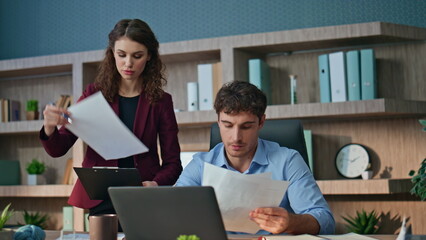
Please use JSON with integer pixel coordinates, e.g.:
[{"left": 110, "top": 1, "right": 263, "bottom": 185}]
[
  {"left": 361, "top": 170, "right": 373, "bottom": 180},
  {"left": 89, "top": 214, "right": 118, "bottom": 240}
]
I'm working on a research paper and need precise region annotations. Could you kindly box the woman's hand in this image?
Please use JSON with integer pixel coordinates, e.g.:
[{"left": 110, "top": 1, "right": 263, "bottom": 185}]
[
  {"left": 142, "top": 181, "right": 158, "bottom": 187},
  {"left": 43, "top": 104, "right": 71, "bottom": 136}
]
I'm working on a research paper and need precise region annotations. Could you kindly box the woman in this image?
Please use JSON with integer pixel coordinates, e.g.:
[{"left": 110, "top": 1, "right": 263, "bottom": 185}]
[{"left": 40, "top": 19, "right": 182, "bottom": 215}]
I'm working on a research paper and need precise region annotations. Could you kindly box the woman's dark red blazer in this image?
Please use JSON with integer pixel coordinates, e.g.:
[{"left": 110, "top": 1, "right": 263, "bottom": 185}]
[{"left": 40, "top": 84, "right": 182, "bottom": 209}]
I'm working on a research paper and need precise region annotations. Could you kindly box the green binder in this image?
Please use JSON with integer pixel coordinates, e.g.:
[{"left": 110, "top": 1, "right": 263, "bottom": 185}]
[{"left": 0, "top": 160, "right": 21, "bottom": 185}]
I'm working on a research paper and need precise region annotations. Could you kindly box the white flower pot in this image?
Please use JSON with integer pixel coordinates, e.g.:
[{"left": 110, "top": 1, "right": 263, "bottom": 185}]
[{"left": 27, "top": 174, "right": 45, "bottom": 185}]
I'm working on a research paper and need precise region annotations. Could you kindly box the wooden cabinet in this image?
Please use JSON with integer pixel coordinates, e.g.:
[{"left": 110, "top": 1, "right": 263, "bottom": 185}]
[{"left": 1, "top": 22, "right": 425, "bottom": 233}]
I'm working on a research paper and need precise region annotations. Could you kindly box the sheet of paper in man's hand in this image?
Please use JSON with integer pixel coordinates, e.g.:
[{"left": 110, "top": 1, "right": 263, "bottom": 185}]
[
  {"left": 65, "top": 91, "right": 148, "bottom": 160},
  {"left": 202, "top": 163, "right": 289, "bottom": 234}
]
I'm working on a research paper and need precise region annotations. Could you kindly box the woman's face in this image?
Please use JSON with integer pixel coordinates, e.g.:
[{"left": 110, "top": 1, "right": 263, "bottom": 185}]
[{"left": 113, "top": 36, "right": 151, "bottom": 82}]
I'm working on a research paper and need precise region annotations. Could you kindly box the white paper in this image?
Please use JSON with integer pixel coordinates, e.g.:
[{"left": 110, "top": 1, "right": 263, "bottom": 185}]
[
  {"left": 396, "top": 217, "right": 406, "bottom": 240},
  {"left": 321, "top": 233, "right": 378, "bottom": 240},
  {"left": 65, "top": 92, "right": 148, "bottom": 160},
  {"left": 202, "top": 163, "right": 289, "bottom": 234}
]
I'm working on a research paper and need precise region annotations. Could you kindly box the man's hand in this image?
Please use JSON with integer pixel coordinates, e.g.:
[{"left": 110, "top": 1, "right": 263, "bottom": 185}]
[
  {"left": 249, "top": 207, "right": 320, "bottom": 235},
  {"left": 142, "top": 181, "right": 158, "bottom": 187},
  {"left": 249, "top": 207, "right": 291, "bottom": 234}
]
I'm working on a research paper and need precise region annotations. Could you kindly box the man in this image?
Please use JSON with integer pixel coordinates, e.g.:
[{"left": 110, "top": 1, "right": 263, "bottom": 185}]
[{"left": 175, "top": 81, "right": 335, "bottom": 235}]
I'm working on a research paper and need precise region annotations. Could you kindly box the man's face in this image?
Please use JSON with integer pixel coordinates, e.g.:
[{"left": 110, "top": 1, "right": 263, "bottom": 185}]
[{"left": 218, "top": 111, "right": 265, "bottom": 163}]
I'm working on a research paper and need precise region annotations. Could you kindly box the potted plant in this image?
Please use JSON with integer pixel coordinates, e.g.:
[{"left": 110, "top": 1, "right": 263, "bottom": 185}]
[
  {"left": 0, "top": 203, "right": 15, "bottom": 240},
  {"left": 342, "top": 209, "right": 381, "bottom": 234},
  {"left": 26, "top": 100, "right": 39, "bottom": 120},
  {"left": 408, "top": 119, "right": 426, "bottom": 201},
  {"left": 26, "top": 159, "right": 46, "bottom": 185},
  {"left": 19, "top": 211, "right": 48, "bottom": 230}
]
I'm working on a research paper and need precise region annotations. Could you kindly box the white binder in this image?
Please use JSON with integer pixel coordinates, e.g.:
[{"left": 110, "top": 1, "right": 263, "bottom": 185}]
[
  {"left": 197, "top": 64, "right": 214, "bottom": 110},
  {"left": 329, "top": 51, "right": 347, "bottom": 102},
  {"left": 187, "top": 82, "right": 199, "bottom": 111}
]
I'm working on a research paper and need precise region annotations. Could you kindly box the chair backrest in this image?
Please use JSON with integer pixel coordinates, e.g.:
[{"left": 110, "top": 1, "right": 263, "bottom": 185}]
[{"left": 209, "top": 119, "right": 310, "bottom": 168}]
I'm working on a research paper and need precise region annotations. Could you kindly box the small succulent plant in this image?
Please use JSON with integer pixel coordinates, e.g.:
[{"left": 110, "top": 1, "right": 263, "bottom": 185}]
[{"left": 342, "top": 209, "right": 380, "bottom": 234}]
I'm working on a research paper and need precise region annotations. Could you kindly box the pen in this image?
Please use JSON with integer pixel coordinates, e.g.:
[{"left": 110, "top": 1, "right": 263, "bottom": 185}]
[{"left": 49, "top": 102, "right": 72, "bottom": 124}]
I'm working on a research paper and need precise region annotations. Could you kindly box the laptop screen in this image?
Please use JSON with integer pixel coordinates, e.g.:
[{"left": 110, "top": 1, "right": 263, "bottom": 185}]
[{"left": 108, "top": 186, "right": 228, "bottom": 240}]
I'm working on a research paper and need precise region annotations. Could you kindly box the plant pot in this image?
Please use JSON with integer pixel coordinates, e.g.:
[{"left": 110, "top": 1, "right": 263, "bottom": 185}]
[
  {"left": 0, "top": 229, "right": 15, "bottom": 240},
  {"left": 26, "top": 111, "right": 39, "bottom": 120},
  {"left": 27, "top": 174, "right": 45, "bottom": 185}
]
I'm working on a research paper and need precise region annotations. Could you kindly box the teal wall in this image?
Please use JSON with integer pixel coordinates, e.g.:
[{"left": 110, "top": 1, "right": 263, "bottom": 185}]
[{"left": 1, "top": 0, "right": 425, "bottom": 60}]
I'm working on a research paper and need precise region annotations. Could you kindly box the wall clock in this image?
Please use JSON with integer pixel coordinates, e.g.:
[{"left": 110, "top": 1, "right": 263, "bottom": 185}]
[{"left": 335, "top": 143, "right": 370, "bottom": 178}]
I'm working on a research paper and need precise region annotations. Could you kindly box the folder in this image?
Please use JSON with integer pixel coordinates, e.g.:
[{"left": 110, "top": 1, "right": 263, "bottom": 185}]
[
  {"left": 249, "top": 59, "right": 272, "bottom": 105},
  {"left": 329, "top": 52, "right": 347, "bottom": 102},
  {"left": 187, "top": 82, "right": 199, "bottom": 111},
  {"left": 62, "top": 206, "right": 74, "bottom": 231},
  {"left": 346, "top": 50, "right": 361, "bottom": 101},
  {"left": 0, "top": 160, "right": 21, "bottom": 185},
  {"left": 303, "top": 130, "right": 314, "bottom": 173},
  {"left": 361, "top": 49, "right": 377, "bottom": 100},
  {"left": 318, "top": 54, "right": 331, "bottom": 103},
  {"left": 197, "top": 64, "right": 214, "bottom": 110},
  {"left": 9, "top": 100, "right": 21, "bottom": 121}
]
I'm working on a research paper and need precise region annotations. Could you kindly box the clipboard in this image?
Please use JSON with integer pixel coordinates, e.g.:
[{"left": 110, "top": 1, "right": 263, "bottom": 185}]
[{"left": 74, "top": 167, "right": 142, "bottom": 200}]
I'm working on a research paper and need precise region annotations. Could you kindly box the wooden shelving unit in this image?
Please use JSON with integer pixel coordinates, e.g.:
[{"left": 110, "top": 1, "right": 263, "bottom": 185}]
[
  {"left": 0, "top": 185, "right": 73, "bottom": 197},
  {"left": 317, "top": 178, "right": 412, "bottom": 195},
  {"left": 1, "top": 21, "right": 425, "bottom": 233}
]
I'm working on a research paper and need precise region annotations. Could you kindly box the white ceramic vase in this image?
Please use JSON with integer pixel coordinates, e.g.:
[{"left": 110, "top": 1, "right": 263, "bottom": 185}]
[{"left": 27, "top": 174, "right": 45, "bottom": 185}]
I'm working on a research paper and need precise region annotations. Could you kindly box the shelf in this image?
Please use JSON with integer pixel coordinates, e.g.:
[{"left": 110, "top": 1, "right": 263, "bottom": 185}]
[
  {"left": 231, "top": 22, "right": 426, "bottom": 53},
  {"left": 0, "top": 120, "right": 44, "bottom": 134},
  {"left": 175, "top": 99, "right": 426, "bottom": 128},
  {"left": 317, "top": 178, "right": 412, "bottom": 195},
  {"left": 0, "top": 184, "right": 73, "bottom": 197}
]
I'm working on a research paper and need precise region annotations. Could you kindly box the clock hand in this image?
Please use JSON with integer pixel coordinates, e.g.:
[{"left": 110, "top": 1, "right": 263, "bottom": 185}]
[{"left": 350, "top": 156, "right": 361, "bottom": 163}]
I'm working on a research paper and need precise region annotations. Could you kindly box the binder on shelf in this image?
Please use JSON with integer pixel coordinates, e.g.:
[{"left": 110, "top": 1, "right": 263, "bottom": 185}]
[
  {"left": 249, "top": 59, "right": 272, "bottom": 105},
  {"left": 0, "top": 98, "right": 3, "bottom": 122},
  {"left": 212, "top": 62, "right": 222, "bottom": 103},
  {"left": 360, "top": 49, "right": 377, "bottom": 100},
  {"left": 197, "top": 63, "right": 219, "bottom": 110},
  {"left": 303, "top": 130, "right": 314, "bottom": 173},
  {"left": 62, "top": 206, "right": 74, "bottom": 231},
  {"left": 318, "top": 54, "right": 331, "bottom": 103},
  {"left": 187, "top": 82, "right": 199, "bottom": 111},
  {"left": 0, "top": 160, "right": 21, "bottom": 185},
  {"left": 9, "top": 100, "right": 20, "bottom": 121},
  {"left": 346, "top": 50, "right": 361, "bottom": 101},
  {"left": 329, "top": 51, "right": 347, "bottom": 102},
  {"left": 2, "top": 99, "right": 9, "bottom": 122}
]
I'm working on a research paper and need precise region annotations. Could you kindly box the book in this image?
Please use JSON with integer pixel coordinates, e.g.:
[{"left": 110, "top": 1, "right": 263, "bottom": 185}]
[
  {"left": 360, "top": 49, "right": 377, "bottom": 100},
  {"left": 0, "top": 160, "right": 21, "bottom": 185},
  {"left": 329, "top": 52, "right": 347, "bottom": 102},
  {"left": 249, "top": 59, "right": 272, "bottom": 105},
  {"left": 198, "top": 64, "right": 214, "bottom": 110},
  {"left": 318, "top": 54, "right": 331, "bottom": 103},
  {"left": 346, "top": 50, "right": 361, "bottom": 101},
  {"left": 259, "top": 234, "right": 325, "bottom": 239}
]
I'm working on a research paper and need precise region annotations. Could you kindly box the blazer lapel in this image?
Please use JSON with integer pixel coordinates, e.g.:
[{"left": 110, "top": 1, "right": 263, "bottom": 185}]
[{"left": 133, "top": 92, "right": 150, "bottom": 139}]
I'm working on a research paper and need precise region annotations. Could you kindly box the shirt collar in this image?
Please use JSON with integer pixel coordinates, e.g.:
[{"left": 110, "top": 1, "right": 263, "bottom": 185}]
[{"left": 214, "top": 138, "right": 269, "bottom": 171}]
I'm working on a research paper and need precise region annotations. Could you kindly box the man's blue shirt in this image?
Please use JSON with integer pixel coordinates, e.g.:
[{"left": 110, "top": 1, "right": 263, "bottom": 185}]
[{"left": 175, "top": 138, "right": 335, "bottom": 235}]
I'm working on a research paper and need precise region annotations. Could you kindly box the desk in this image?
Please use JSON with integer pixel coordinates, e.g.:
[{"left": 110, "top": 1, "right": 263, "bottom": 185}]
[{"left": 44, "top": 231, "right": 426, "bottom": 240}]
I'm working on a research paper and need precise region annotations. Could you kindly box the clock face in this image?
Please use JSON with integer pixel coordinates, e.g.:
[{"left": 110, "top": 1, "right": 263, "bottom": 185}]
[{"left": 335, "top": 144, "right": 370, "bottom": 178}]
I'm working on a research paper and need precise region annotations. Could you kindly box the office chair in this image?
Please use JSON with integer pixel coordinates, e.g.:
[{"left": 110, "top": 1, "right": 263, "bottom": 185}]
[{"left": 209, "top": 119, "right": 310, "bottom": 168}]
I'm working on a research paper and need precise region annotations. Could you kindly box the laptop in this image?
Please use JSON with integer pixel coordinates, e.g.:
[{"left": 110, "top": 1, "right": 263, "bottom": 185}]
[
  {"left": 108, "top": 186, "right": 228, "bottom": 240},
  {"left": 74, "top": 167, "right": 141, "bottom": 200}
]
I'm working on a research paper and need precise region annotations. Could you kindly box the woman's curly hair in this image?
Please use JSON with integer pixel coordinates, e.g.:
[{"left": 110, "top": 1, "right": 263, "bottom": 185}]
[{"left": 94, "top": 19, "right": 166, "bottom": 103}]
